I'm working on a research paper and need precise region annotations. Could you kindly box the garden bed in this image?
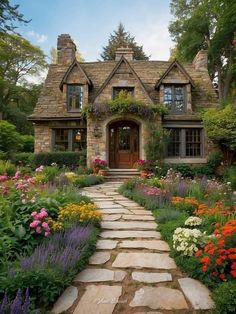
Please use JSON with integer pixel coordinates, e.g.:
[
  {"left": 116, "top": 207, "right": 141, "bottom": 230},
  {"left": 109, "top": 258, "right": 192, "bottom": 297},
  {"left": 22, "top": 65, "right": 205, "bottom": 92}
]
[
  {"left": 118, "top": 169, "right": 236, "bottom": 314},
  {"left": 0, "top": 162, "right": 103, "bottom": 312}
]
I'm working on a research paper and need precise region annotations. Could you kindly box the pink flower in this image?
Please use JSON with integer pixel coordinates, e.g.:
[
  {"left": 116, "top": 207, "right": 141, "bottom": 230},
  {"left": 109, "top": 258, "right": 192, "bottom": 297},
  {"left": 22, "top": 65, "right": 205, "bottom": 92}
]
[
  {"left": 12, "top": 171, "right": 21, "bottom": 180},
  {"left": 31, "top": 211, "right": 37, "bottom": 217},
  {"left": 42, "top": 222, "right": 50, "bottom": 231},
  {"left": 45, "top": 231, "right": 50, "bottom": 237},
  {"left": 35, "top": 165, "right": 44, "bottom": 173},
  {"left": 0, "top": 175, "right": 8, "bottom": 181},
  {"left": 30, "top": 220, "right": 41, "bottom": 228},
  {"left": 38, "top": 210, "right": 48, "bottom": 219},
  {"left": 36, "top": 226, "right": 41, "bottom": 234}
]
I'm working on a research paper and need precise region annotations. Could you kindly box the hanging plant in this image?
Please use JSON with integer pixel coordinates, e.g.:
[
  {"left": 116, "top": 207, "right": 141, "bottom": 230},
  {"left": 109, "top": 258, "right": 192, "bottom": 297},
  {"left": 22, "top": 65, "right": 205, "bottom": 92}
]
[{"left": 82, "top": 91, "right": 167, "bottom": 120}]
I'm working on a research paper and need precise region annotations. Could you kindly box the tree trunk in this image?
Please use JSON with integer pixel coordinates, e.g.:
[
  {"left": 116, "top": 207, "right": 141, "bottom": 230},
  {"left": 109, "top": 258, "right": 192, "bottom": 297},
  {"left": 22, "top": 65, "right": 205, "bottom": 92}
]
[
  {"left": 223, "top": 48, "right": 233, "bottom": 100},
  {"left": 217, "top": 64, "right": 223, "bottom": 102}
]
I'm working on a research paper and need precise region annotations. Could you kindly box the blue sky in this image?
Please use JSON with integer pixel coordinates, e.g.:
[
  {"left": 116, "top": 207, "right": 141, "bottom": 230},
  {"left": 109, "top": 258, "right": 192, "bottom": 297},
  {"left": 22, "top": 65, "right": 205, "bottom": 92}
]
[{"left": 12, "top": 0, "right": 174, "bottom": 62}]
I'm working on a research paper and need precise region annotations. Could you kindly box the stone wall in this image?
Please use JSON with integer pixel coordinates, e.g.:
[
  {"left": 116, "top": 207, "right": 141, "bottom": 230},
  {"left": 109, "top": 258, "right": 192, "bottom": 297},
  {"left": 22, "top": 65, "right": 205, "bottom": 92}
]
[
  {"left": 87, "top": 114, "right": 155, "bottom": 168},
  {"left": 34, "top": 124, "right": 52, "bottom": 153}
]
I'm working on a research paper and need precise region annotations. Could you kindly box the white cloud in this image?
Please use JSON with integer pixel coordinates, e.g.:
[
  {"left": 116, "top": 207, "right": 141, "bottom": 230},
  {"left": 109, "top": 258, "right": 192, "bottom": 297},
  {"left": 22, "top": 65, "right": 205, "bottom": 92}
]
[
  {"left": 27, "top": 30, "right": 48, "bottom": 44},
  {"left": 131, "top": 18, "right": 175, "bottom": 61}
]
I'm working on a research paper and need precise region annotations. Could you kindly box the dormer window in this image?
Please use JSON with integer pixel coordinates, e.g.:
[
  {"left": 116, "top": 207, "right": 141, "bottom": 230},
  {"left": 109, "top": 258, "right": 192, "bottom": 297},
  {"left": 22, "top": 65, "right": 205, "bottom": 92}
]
[
  {"left": 67, "top": 85, "right": 83, "bottom": 112},
  {"left": 164, "top": 85, "right": 185, "bottom": 113},
  {"left": 113, "top": 87, "right": 134, "bottom": 99}
]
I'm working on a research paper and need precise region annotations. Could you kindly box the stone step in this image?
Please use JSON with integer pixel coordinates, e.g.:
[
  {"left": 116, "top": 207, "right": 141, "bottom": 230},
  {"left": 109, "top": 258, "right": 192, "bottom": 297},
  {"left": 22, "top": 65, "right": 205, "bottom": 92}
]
[
  {"left": 100, "top": 230, "right": 161, "bottom": 239},
  {"left": 101, "top": 221, "right": 157, "bottom": 230}
]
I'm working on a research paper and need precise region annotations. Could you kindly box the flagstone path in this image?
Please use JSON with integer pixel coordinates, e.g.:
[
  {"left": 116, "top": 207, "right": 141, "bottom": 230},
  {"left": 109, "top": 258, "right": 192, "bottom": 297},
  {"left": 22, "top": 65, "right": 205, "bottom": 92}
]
[{"left": 52, "top": 182, "right": 215, "bottom": 314}]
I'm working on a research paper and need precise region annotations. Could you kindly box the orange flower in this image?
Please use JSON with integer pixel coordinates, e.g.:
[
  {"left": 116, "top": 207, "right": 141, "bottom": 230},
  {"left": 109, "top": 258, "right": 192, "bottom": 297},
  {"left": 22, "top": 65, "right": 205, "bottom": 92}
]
[
  {"left": 195, "top": 250, "right": 202, "bottom": 257},
  {"left": 228, "top": 254, "right": 236, "bottom": 259},
  {"left": 202, "top": 265, "right": 208, "bottom": 272},
  {"left": 201, "top": 255, "right": 210, "bottom": 265},
  {"left": 216, "top": 258, "right": 223, "bottom": 265}
]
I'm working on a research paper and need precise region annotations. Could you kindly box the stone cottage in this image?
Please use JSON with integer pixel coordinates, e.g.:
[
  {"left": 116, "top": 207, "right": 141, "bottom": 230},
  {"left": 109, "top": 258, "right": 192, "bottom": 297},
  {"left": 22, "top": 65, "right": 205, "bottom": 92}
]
[{"left": 29, "top": 34, "right": 218, "bottom": 168}]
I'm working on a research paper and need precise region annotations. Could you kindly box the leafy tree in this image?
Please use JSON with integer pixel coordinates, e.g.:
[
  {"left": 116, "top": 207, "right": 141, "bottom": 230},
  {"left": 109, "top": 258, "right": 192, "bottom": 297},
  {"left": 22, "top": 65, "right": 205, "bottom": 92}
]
[
  {"left": 0, "top": 33, "right": 47, "bottom": 122},
  {"left": 0, "top": 120, "right": 23, "bottom": 152},
  {"left": 169, "top": 0, "right": 236, "bottom": 101},
  {"left": 101, "top": 23, "right": 149, "bottom": 60},
  {"left": 202, "top": 104, "right": 236, "bottom": 164},
  {"left": 0, "top": 0, "right": 29, "bottom": 33}
]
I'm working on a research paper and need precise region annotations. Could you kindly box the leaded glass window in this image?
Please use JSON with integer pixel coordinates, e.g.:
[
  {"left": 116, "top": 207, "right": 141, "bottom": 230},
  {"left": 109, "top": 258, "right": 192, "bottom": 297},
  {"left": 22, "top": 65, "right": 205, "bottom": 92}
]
[
  {"left": 67, "top": 85, "right": 83, "bottom": 111},
  {"left": 164, "top": 85, "right": 185, "bottom": 113}
]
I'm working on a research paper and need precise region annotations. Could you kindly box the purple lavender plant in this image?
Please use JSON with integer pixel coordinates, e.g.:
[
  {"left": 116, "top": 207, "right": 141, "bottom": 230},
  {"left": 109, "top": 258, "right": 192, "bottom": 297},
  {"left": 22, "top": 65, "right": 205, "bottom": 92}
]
[
  {"left": 10, "top": 289, "right": 22, "bottom": 314},
  {"left": 176, "top": 181, "right": 188, "bottom": 197},
  {"left": 0, "top": 289, "right": 30, "bottom": 314},
  {"left": 22, "top": 288, "right": 30, "bottom": 313},
  {"left": 20, "top": 225, "right": 92, "bottom": 273},
  {"left": 0, "top": 293, "right": 9, "bottom": 313}
]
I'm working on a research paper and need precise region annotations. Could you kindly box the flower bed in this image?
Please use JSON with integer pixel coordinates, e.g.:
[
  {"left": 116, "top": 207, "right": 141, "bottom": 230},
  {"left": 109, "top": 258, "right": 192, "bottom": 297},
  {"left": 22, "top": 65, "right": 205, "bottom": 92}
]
[
  {"left": 118, "top": 169, "right": 236, "bottom": 313},
  {"left": 0, "top": 164, "right": 102, "bottom": 311}
]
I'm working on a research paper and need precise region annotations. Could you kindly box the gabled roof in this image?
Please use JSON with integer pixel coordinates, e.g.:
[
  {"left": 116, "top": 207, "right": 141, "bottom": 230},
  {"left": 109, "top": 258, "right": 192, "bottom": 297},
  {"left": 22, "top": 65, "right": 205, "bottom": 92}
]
[
  {"left": 93, "top": 56, "right": 154, "bottom": 103},
  {"left": 59, "top": 58, "right": 92, "bottom": 90},
  {"left": 155, "top": 60, "right": 195, "bottom": 89}
]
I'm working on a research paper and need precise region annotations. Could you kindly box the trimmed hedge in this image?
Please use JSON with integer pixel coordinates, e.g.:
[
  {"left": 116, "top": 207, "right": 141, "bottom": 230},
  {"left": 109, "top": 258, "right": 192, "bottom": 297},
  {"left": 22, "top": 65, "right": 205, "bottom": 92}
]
[
  {"left": 33, "top": 151, "right": 86, "bottom": 168},
  {"left": 10, "top": 150, "right": 86, "bottom": 168}
]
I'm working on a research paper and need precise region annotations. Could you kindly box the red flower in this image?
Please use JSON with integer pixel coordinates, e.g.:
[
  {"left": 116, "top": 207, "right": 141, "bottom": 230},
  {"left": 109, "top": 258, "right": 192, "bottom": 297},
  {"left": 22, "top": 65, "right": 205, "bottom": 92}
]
[
  {"left": 202, "top": 265, "right": 208, "bottom": 272},
  {"left": 230, "top": 270, "right": 236, "bottom": 277},
  {"left": 219, "top": 274, "right": 225, "bottom": 280},
  {"left": 228, "top": 254, "right": 236, "bottom": 259},
  {"left": 195, "top": 250, "right": 202, "bottom": 257}
]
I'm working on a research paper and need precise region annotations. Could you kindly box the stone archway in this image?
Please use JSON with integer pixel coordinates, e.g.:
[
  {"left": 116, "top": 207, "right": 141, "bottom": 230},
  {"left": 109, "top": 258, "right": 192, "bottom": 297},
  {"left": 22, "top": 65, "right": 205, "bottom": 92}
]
[{"left": 108, "top": 120, "right": 139, "bottom": 169}]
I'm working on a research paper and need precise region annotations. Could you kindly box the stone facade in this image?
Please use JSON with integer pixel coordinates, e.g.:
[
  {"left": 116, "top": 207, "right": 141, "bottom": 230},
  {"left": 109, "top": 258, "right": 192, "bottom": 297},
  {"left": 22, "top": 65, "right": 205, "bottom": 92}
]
[{"left": 29, "top": 34, "right": 218, "bottom": 167}]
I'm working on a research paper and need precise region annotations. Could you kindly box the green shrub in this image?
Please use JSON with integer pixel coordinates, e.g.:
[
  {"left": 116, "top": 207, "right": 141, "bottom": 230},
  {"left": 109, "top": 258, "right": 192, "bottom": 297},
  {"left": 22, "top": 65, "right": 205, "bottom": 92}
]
[
  {"left": 0, "top": 120, "right": 23, "bottom": 153},
  {"left": 20, "top": 135, "right": 34, "bottom": 152},
  {"left": 158, "top": 215, "right": 187, "bottom": 242},
  {"left": 207, "top": 151, "right": 223, "bottom": 170},
  {"left": 10, "top": 152, "right": 34, "bottom": 167},
  {"left": 0, "top": 160, "right": 16, "bottom": 176},
  {"left": 223, "top": 166, "right": 236, "bottom": 190},
  {"left": 42, "top": 166, "right": 60, "bottom": 182},
  {"left": 155, "top": 207, "right": 184, "bottom": 224},
  {"left": 213, "top": 281, "right": 236, "bottom": 314},
  {"left": 33, "top": 151, "right": 86, "bottom": 168},
  {"left": 74, "top": 174, "right": 104, "bottom": 187},
  {"left": 0, "top": 151, "right": 8, "bottom": 160}
]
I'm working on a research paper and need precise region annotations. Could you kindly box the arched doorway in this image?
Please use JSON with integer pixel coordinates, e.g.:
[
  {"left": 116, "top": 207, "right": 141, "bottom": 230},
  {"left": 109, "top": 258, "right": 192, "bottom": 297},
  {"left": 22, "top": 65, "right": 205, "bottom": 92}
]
[{"left": 109, "top": 120, "right": 139, "bottom": 168}]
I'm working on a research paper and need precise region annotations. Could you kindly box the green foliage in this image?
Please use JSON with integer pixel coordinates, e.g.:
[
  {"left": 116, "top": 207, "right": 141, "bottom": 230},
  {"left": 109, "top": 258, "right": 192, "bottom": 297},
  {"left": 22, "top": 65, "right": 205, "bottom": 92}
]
[
  {"left": 0, "top": 120, "right": 22, "bottom": 153},
  {"left": 0, "top": 0, "right": 29, "bottom": 33},
  {"left": 84, "top": 91, "right": 166, "bottom": 120},
  {"left": 33, "top": 151, "right": 86, "bottom": 168},
  {"left": 155, "top": 207, "right": 184, "bottom": 224},
  {"left": 41, "top": 166, "right": 60, "bottom": 182},
  {"left": 19, "top": 135, "right": 34, "bottom": 152},
  {"left": 169, "top": 0, "right": 236, "bottom": 100},
  {"left": 101, "top": 23, "right": 149, "bottom": 60},
  {"left": 0, "top": 160, "right": 16, "bottom": 175},
  {"left": 158, "top": 215, "right": 187, "bottom": 242},
  {"left": 145, "top": 123, "right": 169, "bottom": 161},
  {"left": 202, "top": 104, "right": 236, "bottom": 158},
  {"left": 223, "top": 166, "right": 236, "bottom": 190},
  {"left": 0, "top": 151, "right": 7, "bottom": 160},
  {"left": 74, "top": 174, "right": 104, "bottom": 188},
  {"left": 10, "top": 152, "right": 34, "bottom": 167},
  {"left": 213, "top": 281, "right": 236, "bottom": 314}
]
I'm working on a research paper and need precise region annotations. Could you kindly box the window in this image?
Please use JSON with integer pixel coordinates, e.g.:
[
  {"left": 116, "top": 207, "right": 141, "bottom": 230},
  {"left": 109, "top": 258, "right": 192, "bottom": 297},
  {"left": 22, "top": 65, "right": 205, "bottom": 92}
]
[
  {"left": 166, "top": 128, "right": 203, "bottom": 158},
  {"left": 113, "top": 87, "right": 134, "bottom": 99},
  {"left": 67, "top": 85, "right": 83, "bottom": 112},
  {"left": 53, "top": 128, "right": 86, "bottom": 151},
  {"left": 164, "top": 85, "right": 185, "bottom": 113}
]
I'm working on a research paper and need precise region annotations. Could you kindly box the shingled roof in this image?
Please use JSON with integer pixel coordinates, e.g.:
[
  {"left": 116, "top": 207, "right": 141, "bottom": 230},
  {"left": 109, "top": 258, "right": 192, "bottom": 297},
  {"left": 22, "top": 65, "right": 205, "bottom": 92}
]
[{"left": 30, "top": 57, "right": 217, "bottom": 119}]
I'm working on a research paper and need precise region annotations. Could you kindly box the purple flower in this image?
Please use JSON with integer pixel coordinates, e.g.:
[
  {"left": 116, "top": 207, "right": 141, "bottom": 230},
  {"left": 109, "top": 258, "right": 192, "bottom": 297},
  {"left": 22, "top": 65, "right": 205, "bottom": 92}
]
[
  {"left": 0, "top": 293, "right": 9, "bottom": 313},
  {"left": 10, "top": 289, "right": 22, "bottom": 314},
  {"left": 22, "top": 288, "right": 30, "bottom": 313}
]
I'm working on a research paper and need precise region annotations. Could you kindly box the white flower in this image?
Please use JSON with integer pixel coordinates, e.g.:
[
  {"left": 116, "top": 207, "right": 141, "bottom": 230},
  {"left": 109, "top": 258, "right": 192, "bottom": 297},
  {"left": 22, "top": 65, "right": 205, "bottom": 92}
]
[{"left": 185, "top": 216, "right": 202, "bottom": 227}]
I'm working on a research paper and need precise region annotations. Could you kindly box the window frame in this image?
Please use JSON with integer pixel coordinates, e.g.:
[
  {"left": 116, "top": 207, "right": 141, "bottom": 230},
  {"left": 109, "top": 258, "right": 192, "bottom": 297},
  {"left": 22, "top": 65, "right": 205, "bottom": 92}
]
[
  {"left": 52, "top": 128, "right": 87, "bottom": 151},
  {"left": 165, "top": 127, "right": 204, "bottom": 158},
  {"left": 67, "top": 84, "right": 84, "bottom": 112},
  {"left": 163, "top": 84, "right": 186, "bottom": 114}
]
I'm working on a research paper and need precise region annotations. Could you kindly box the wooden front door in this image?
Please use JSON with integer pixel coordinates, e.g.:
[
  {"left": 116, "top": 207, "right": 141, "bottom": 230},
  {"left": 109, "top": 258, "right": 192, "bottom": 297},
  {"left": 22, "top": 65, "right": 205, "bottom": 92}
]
[{"left": 109, "top": 121, "right": 139, "bottom": 168}]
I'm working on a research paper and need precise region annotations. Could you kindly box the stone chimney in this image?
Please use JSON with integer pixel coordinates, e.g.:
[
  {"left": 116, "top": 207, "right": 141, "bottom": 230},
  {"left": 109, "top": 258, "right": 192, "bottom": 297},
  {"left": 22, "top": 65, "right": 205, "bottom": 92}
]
[
  {"left": 115, "top": 47, "right": 134, "bottom": 61},
  {"left": 57, "top": 34, "right": 76, "bottom": 65},
  {"left": 193, "top": 50, "right": 208, "bottom": 71}
]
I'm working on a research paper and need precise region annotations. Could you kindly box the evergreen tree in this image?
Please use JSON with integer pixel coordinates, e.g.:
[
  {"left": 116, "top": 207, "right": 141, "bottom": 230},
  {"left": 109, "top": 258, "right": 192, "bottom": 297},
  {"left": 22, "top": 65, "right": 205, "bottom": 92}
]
[{"left": 101, "top": 23, "right": 149, "bottom": 60}]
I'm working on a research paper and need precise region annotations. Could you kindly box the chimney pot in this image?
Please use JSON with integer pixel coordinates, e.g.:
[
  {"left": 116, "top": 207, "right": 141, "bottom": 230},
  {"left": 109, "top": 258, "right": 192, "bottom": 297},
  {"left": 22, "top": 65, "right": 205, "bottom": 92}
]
[{"left": 57, "top": 34, "right": 76, "bottom": 65}]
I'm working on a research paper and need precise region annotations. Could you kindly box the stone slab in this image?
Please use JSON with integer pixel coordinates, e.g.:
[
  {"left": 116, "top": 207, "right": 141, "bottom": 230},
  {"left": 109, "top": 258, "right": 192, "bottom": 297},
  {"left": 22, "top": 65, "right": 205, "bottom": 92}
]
[
  {"left": 100, "top": 230, "right": 161, "bottom": 239},
  {"left": 52, "top": 286, "right": 78, "bottom": 314},
  {"left": 89, "top": 252, "right": 111, "bottom": 265},
  {"left": 116, "top": 201, "right": 140, "bottom": 207},
  {"left": 118, "top": 240, "right": 170, "bottom": 251},
  {"left": 112, "top": 253, "right": 176, "bottom": 269},
  {"left": 101, "top": 221, "right": 157, "bottom": 230},
  {"left": 129, "top": 287, "right": 188, "bottom": 310},
  {"left": 95, "top": 203, "right": 123, "bottom": 209},
  {"left": 73, "top": 285, "right": 122, "bottom": 314},
  {"left": 102, "top": 214, "right": 122, "bottom": 221},
  {"left": 131, "top": 210, "right": 153, "bottom": 215},
  {"left": 178, "top": 278, "right": 215, "bottom": 309},
  {"left": 100, "top": 208, "right": 131, "bottom": 214},
  {"left": 75, "top": 269, "right": 126, "bottom": 283},
  {"left": 122, "top": 215, "right": 155, "bottom": 221},
  {"left": 96, "top": 240, "right": 118, "bottom": 250},
  {"left": 132, "top": 272, "right": 172, "bottom": 283}
]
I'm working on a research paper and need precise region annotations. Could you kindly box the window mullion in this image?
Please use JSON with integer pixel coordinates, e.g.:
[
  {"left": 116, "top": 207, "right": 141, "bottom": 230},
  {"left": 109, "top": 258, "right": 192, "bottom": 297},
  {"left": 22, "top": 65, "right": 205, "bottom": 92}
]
[{"left": 68, "top": 130, "right": 73, "bottom": 151}]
